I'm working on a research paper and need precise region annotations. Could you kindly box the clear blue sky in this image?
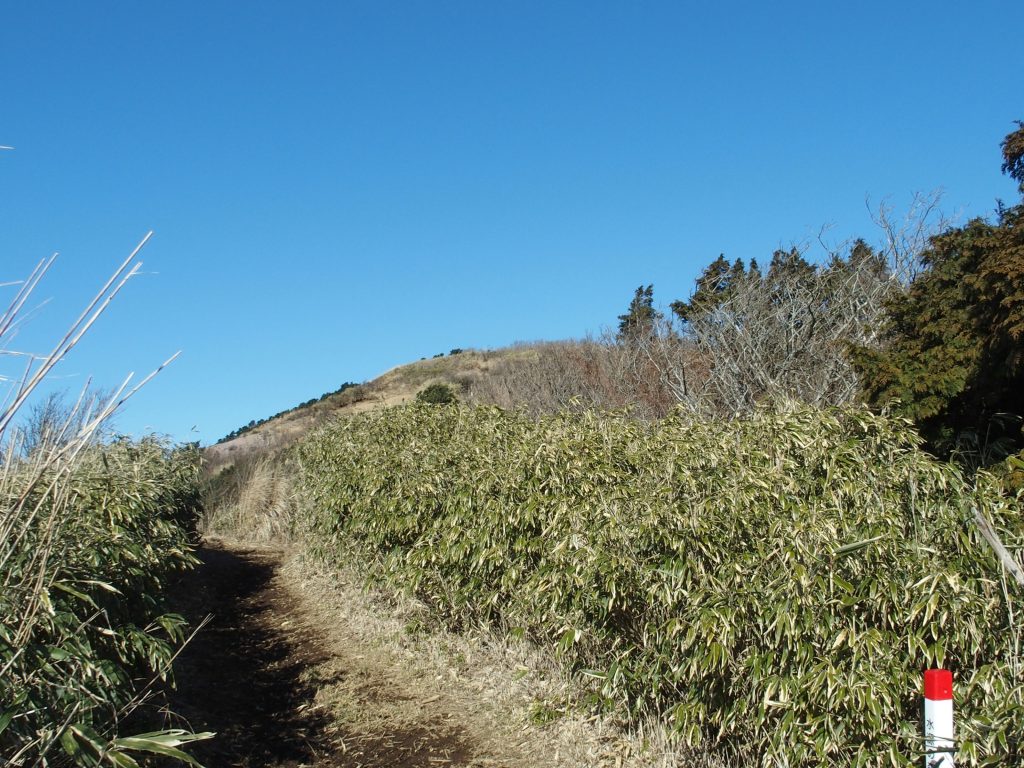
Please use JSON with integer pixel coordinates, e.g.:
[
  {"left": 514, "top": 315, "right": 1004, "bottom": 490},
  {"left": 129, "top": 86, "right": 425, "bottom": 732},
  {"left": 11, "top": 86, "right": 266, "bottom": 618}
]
[{"left": 1, "top": 1, "right": 1021, "bottom": 445}]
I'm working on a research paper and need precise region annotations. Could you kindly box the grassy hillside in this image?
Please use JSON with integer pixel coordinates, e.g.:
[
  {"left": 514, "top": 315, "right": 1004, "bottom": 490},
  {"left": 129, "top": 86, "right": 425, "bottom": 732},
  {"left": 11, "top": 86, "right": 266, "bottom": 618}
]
[
  {"left": 205, "top": 337, "right": 683, "bottom": 474},
  {"left": 199, "top": 348, "right": 565, "bottom": 475},
  {"left": 204, "top": 348, "right": 516, "bottom": 473}
]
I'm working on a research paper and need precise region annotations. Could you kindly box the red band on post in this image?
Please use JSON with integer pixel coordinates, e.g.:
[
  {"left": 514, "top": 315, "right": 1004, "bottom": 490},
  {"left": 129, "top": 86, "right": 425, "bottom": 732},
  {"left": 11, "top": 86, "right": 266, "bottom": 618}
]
[{"left": 924, "top": 669, "right": 953, "bottom": 700}]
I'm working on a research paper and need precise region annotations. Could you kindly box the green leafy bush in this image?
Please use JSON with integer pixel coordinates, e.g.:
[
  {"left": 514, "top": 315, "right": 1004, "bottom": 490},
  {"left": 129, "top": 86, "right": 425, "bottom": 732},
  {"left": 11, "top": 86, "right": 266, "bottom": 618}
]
[
  {"left": 297, "top": 402, "right": 1023, "bottom": 766},
  {"left": 1, "top": 438, "right": 207, "bottom": 766},
  {"left": 415, "top": 383, "right": 457, "bottom": 405}
]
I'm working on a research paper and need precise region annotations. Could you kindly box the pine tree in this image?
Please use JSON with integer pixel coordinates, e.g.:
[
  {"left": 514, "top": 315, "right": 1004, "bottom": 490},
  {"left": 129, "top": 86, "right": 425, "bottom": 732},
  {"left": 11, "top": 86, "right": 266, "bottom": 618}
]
[
  {"left": 617, "top": 284, "right": 662, "bottom": 340},
  {"left": 670, "top": 256, "right": 748, "bottom": 324}
]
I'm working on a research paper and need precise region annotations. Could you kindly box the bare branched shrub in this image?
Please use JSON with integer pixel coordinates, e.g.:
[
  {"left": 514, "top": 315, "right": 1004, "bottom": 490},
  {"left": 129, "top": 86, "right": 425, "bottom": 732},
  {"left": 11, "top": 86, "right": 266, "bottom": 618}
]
[
  {"left": 467, "top": 341, "right": 597, "bottom": 416},
  {"left": 16, "top": 387, "right": 116, "bottom": 457},
  {"left": 870, "top": 189, "right": 951, "bottom": 285},
  {"left": 660, "top": 197, "right": 951, "bottom": 417},
  {"left": 467, "top": 338, "right": 681, "bottom": 419},
  {"left": 665, "top": 246, "right": 891, "bottom": 414}
]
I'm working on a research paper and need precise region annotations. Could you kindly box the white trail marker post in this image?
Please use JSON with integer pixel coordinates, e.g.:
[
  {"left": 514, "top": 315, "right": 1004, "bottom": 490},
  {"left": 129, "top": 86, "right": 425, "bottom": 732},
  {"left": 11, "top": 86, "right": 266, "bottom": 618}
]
[{"left": 924, "top": 669, "right": 954, "bottom": 767}]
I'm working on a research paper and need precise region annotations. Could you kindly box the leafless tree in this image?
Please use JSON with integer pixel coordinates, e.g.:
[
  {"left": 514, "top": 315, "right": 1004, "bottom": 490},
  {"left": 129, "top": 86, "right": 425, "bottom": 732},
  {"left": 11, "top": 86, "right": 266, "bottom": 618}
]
[
  {"left": 678, "top": 252, "right": 886, "bottom": 413},
  {"left": 870, "top": 189, "right": 951, "bottom": 285},
  {"left": 17, "top": 386, "right": 115, "bottom": 457},
  {"left": 646, "top": 194, "right": 952, "bottom": 417},
  {"left": 472, "top": 195, "right": 951, "bottom": 420}
]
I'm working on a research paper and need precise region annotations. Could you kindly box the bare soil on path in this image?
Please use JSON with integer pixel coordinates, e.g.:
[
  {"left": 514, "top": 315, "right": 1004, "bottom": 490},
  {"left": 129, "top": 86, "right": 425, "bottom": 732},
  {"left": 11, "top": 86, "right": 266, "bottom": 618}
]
[{"left": 165, "top": 539, "right": 527, "bottom": 768}]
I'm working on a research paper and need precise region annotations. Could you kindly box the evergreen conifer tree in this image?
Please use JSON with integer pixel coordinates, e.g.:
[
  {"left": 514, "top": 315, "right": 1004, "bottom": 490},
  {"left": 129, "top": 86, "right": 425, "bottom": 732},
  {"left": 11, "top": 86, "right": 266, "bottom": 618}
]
[
  {"left": 851, "top": 122, "right": 1024, "bottom": 458},
  {"left": 617, "top": 284, "right": 662, "bottom": 340}
]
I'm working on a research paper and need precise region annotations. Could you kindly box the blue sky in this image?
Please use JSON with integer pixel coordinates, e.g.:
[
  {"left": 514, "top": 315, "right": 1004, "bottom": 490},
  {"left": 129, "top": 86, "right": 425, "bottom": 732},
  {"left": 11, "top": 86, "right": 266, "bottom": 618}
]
[{"left": 1, "top": 1, "right": 1021, "bottom": 445}]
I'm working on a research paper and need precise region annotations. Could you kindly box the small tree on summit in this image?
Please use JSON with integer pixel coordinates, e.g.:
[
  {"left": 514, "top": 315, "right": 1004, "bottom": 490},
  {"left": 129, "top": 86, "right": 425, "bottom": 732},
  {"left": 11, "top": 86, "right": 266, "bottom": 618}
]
[{"left": 617, "top": 285, "right": 662, "bottom": 341}]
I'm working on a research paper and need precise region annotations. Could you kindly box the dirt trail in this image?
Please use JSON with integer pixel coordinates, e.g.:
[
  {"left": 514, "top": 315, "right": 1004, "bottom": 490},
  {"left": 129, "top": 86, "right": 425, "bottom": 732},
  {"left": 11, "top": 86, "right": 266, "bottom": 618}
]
[{"left": 166, "top": 540, "right": 524, "bottom": 768}]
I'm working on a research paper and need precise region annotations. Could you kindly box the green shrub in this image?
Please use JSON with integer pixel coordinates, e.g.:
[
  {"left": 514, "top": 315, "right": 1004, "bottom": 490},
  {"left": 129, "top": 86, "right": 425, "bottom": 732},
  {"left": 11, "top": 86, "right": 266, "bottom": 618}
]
[
  {"left": 415, "top": 383, "right": 457, "bottom": 405},
  {"left": 1, "top": 438, "right": 207, "bottom": 765},
  {"left": 991, "top": 450, "right": 1024, "bottom": 494},
  {"left": 297, "top": 402, "right": 1024, "bottom": 766}
]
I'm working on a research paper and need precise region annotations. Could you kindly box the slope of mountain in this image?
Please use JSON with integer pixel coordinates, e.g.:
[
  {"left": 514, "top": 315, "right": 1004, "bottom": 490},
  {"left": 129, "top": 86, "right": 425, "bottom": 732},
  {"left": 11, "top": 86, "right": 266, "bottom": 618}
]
[{"left": 203, "top": 349, "right": 511, "bottom": 473}]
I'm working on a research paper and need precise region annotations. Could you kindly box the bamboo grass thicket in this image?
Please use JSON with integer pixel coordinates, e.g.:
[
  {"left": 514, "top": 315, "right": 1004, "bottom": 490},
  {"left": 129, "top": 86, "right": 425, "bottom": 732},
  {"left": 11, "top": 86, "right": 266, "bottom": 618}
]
[
  {"left": 297, "top": 401, "right": 1024, "bottom": 767},
  {"left": 0, "top": 247, "right": 212, "bottom": 767}
]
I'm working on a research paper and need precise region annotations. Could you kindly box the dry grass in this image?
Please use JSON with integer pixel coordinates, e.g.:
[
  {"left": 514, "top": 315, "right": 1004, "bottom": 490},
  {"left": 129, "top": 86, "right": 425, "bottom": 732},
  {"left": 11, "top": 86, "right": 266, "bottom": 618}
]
[
  {"left": 279, "top": 548, "right": 723, "bottom": 768},
  {"left": 205, "top": 339, "right": 681, "bottom": 478},
  {"left": 204, "top": 349, "right": 510, "bottom": 475},
  {"left": 201, "top": 453, "right": 297, "bottom": 542},
  {"left": 463, "top": 338, "right": 683, "bottom": 419}
]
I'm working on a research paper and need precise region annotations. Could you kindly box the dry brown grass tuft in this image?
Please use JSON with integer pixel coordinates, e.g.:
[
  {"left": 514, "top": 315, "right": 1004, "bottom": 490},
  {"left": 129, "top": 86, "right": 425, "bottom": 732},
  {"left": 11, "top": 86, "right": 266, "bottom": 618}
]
[{"left": 201, "top": 453, "right": 297, "bottom": 542}]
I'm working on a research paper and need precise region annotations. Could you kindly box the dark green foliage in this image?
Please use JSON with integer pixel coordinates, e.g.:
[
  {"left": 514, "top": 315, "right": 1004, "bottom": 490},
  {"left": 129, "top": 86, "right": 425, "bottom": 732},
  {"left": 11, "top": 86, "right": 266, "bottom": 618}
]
[
  {"left": 1001, "top": 120, "right": 1024, "bottom": 195},
  {"left": 415, "top": 383, "right": 457, "bottom": 405},
  {"left": 298, "top": 403, "right": 1023, "bottom": 766},
  {"left": 670, "top": 255, "right": 749, "bottom": 323},
  {"left": 449, "top": 348, "right": 464, "bottom": 356},
  {"left": 852, "top": 124, "right": 1024, "bottom": 459},
  {"left": 672, "top": 249, "right": 841, "bottom": 327},
  {"left": 617, "top": 284, "right": 662, "bottom": 340}
]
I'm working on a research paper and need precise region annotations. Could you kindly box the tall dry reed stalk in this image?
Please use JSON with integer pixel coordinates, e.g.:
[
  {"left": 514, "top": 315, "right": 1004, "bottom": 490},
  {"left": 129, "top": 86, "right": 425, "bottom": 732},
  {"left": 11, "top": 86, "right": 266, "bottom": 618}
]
[
  {"left": 1, "top": 238, "right": 209, "bottom": 767},
  {"left": 201, "top": 453, "right": 297, "bottom": 543}
]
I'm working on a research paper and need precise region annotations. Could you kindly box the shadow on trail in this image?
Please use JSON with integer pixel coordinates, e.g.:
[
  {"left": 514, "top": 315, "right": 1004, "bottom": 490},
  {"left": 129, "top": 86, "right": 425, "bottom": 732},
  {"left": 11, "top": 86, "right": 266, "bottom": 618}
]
[{"left": 165, "top": 544, "right": 333, "bottom": 768}]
